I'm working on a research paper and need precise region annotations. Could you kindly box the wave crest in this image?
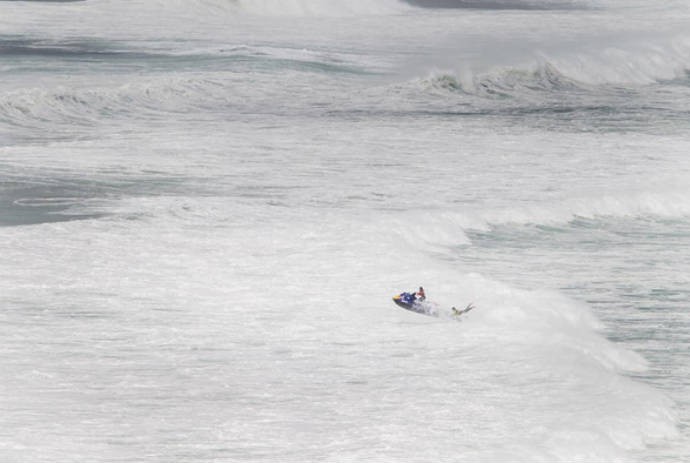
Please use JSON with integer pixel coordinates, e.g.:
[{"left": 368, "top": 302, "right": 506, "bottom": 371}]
[
  {"left": 424, "top": 62, "right": 584, "bottom": 98},
  {"left": 416, "top": 34, "right": 690, "bottom": 100}
]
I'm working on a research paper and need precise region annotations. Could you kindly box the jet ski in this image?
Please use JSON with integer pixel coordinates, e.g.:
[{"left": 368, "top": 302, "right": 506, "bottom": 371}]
[{"left": 392, "top": 292, "right": 437, "bottom": 316}]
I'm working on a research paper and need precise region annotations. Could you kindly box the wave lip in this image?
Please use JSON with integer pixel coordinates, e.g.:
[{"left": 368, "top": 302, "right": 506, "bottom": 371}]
[
  {"left": 410, "top": 33, "right": 690, "bottom": 102},
  {"left": 422, "top": 63, "right": 586, "bottom": 100}
]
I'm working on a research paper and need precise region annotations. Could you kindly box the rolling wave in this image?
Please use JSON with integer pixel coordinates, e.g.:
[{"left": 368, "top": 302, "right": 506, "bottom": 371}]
[
  {"left": 0, "top": 78, "right": 222, "bottom": 130},
  {"left": 423, "top": 63, "right": 584, "bottom": 98},
  {"left": 0, "top": 46, "right": 365, "bottom": 133},
  {"left": 472, "top": 189, "right": 690, "bottom": 229},
  {"left": 415, "top": 35, "right": 690, "bottom": 97}
]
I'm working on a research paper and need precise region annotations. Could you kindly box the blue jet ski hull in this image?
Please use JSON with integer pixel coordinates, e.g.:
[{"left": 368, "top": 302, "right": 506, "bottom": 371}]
[{"left": 392, "top": 293, "right": 434, "bottom": 315}]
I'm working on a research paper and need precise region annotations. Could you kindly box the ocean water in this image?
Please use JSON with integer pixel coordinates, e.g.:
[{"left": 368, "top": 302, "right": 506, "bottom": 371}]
[{"left": 1, "top": 0, "right": 689, "bottom": 461}]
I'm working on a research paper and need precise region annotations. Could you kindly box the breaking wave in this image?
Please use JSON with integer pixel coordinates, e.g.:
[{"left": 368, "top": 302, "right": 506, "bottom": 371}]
[
  {"left": 0, "top": 77, "right": 228, "bottom": 130},
  {"left": 423, "top": 63, "right": 585, "bottom": 99},
  {"left": 422, "top": 58, "right": 689, "bottom": 103},
  {"left": 404, "top": 188, "right": 690, "bottom": 236},
  {"left": 0, "top": 48, "right": 361, "bottom": 132},
  {"left": 410, "top": 31, "right": 690, "bottom": 100}
]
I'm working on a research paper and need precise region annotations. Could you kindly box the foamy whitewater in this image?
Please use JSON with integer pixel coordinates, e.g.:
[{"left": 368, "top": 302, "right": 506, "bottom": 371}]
[{"left": 1, "top": 0, "right": 689, "bottom": 461}]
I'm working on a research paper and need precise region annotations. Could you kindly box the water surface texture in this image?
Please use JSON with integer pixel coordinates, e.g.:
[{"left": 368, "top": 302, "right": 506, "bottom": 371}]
[{"left": 1, "top": 1, "right": 689, "bottom": 461}]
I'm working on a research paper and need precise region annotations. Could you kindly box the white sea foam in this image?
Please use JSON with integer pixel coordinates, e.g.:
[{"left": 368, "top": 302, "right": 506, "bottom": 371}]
[
  {"left": 2, "top": 0, "right": 689, "bottom": 461},
  {"left": 0, "top": 197, "right": 680, "bottom": 461}
]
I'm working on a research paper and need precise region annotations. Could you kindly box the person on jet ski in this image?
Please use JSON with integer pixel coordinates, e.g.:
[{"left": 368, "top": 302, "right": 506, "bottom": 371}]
[{"left": 397, "top": 287, "right": 426, "bottom": 305}]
